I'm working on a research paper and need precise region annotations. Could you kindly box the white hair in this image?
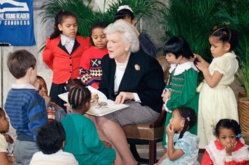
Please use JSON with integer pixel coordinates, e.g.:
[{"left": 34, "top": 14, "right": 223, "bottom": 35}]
[{"left": 104, "top": 20, "right": 140, "bottom": 53}]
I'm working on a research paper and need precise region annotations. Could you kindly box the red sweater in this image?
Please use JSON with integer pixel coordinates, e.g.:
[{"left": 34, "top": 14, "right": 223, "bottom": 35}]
[
  {"left": 43, "top": 36, "right": 90, "bottom": 84},
  {"left": 201, "top": 138, "right": 249, "bottom": 165},
  {"left": 79, "top": 46, "right": 108, "bottom": 89}
]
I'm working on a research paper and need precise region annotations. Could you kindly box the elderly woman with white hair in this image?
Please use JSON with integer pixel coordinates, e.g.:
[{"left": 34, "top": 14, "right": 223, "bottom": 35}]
[{"left": 96, "top": 20, "right": 165, "bottom": 165}]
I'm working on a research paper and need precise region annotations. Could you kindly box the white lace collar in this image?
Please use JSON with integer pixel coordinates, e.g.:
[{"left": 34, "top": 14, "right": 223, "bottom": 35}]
[{"left": 169, "top": 61, "right": 198, "bottom": 76}]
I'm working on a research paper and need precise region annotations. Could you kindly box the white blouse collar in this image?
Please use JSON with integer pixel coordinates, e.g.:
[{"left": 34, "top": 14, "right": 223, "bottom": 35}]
[
  {"left": 169, "top": 61, "right": 198, "bottom": 76},
  {"left": 60, "top": 34, "right": 75, "bottom": 46}
]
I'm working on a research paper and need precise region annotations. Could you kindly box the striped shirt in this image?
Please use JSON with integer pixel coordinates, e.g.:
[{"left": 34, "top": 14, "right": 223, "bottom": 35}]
[{"left": 4, "top": 84, "right": 48, "bottom": 141}]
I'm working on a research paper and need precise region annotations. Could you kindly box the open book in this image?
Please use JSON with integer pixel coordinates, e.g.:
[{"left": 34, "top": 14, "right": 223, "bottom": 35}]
[{"left": 58, "top": 86, "right": 129, "bottom": 116}]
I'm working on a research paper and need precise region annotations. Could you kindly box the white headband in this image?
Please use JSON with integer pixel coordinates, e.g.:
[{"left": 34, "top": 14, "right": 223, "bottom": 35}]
[{"left": 117, "top": 5, "right": 133, "bottom": 13}]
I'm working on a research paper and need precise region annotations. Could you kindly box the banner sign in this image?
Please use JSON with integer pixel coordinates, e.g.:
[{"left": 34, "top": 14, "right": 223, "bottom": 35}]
[{"left": 0, "top": 0, "right": 36, "bottom": 46}]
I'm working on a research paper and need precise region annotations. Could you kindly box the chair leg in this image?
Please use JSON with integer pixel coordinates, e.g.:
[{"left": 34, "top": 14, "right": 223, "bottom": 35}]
[
  {"left": 130, "top": 144, "right": 148, "bottom": 164},
  {"left": 149, "top": 140, "right": 157, "bottom": 165},
  {"left": 130, "top": 144, "right": 141, "bottom": 161}
]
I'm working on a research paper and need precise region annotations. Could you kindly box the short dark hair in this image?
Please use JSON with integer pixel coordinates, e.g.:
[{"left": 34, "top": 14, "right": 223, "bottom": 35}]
[
  {"left": 163, "top": 36, "right": 194, "bottom": 59},
  {"left": 36, "top": 120, "right": 66, "bottom": 154},
  {"left": 7, "top": 49, "right": 36, "bottom": 79},
  {"left": 215, "top": 119, "right": 241, "bottom": 139},
  {"left": 90, "top": 22, "right": 109, "bottom": 35}
]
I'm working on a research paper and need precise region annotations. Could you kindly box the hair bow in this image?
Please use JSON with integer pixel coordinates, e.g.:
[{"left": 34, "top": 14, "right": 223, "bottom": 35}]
[
  {"left": 117, "top": 5, "right": 133, "bottom": 13},
  {"left": 236, "top": 133, "right": 241, "bottom": 138}
]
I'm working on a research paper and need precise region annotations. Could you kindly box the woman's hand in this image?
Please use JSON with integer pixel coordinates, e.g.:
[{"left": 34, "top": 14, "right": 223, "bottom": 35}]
[{"left": 115, "top": 92, "right": 134, "bottom": 104}]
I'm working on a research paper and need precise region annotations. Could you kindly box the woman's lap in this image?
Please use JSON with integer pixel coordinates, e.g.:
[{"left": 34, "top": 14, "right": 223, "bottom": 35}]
[{"left": 103, "top": 101, "right": 160, "bottom": 126}]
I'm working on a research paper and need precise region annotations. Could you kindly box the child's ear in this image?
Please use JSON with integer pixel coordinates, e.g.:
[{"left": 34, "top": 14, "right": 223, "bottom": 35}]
[
  {"left": 131, "top": 20, "right": 136, "bottom": 26},
  {"left": 180, "top": 120, "right": 185, "bottom": 128},
  {"left": 225, "top": 42, "right": 231, "bottom": 51},
  {"left": 58, "top": 24, "right": 63, "bottom": 31}
]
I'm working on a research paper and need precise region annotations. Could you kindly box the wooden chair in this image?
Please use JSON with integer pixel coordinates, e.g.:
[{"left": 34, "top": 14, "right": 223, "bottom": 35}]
[{"left": 122, "top": 56, "right": 169, "bottom": 165}]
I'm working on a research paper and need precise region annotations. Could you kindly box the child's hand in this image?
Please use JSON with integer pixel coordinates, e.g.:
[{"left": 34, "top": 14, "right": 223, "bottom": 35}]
[
  {"left": 103, "top": 141, "right": 112, "bottom": 148},
  {"left": 162, "top": 91, "right": 171, "bottom": 102},
  {"left": 42, "top": 95, "right": 51, "bottom": 105},
  {"left": 225, "top": 142, "right": 236, "bottom": 156},
  {"left": 166, "top": 123, "right": 175, "bottom": 138},
  {"left": 2, "top": 133, "right": 14, "bottom": 144},
  {"left": 64, "top": 103, "right": 72, "bottom": 113}
]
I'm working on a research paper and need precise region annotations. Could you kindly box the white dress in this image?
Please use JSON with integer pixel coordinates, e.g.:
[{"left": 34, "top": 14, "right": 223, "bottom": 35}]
[{"left": 198, "top": 51, "right": 239, "bottom": 148}]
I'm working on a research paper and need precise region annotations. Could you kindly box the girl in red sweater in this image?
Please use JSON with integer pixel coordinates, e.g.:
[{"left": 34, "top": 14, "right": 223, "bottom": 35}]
[
  {"left": 43, "top": 9, "right": 90, "bottom": 109},
  {"left": 201, "top": 119, "right": 249, "bottom": 165},
  {"left": 79, "top": 22, "right": 108, "bottom": 89}
]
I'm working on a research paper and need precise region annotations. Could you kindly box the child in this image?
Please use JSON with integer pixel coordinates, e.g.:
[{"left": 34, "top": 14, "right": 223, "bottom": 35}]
[
  {"left": 114, "top": 5, "right": 157, "bottom": 57},
  {"left": 36, "top": 76, "right": 67, "bottom": 121},
  {"left": 196, "top": 27, "right": 239, "bottom": 148},
  {"left": 61, "top": 86, "right": 116, "bottom": 164},
  {"left": 30, "top": 120, "right": 78, "bottom": 165},
  {"left": 5, "top": 50, "right": 48, "bottom": 164},
  {"left": 157, "top": 107, "right": 199, "bottom": 165},
  {"left": 201, "top": 119, "right": 249, "bottom": 165},
  {"left": 0, "top": 108, "right": 14, "bottom": 165},
  {"left": 79, "top": 22, "right": 108, "bottom": 89},
  {"left": 162, "top": 36, "right": 199, "bottom": 146},
  {"left": 43, "top": 9, "right": 91, "bottom": 109}
]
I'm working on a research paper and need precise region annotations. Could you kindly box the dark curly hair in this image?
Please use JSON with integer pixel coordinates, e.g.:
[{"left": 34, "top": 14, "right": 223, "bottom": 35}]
[{"left": 36, "top": 121, "right": 66, "bottom": 154}]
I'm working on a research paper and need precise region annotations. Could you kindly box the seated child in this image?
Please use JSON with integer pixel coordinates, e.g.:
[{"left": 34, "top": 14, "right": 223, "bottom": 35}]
[
  {"left": 4, "top": 49, "right": 48, "bottom": 165},
  {"left": 0, "top": 108, "right": 14, "bottom": 165},
  {"left": 30, "top": 120, "right": 78, "bottom": 165},
  {"left": 36, "top": 76, "right": 67, "bottom": 121},
  {"left": 61, "top": 86, "right": 116, "bottom": 165},
  {"left": 157, "top": 107, "right": 199, "bottom": 165},
  {"left": 201, "top": 119, "right": 249, "bottom": 165}
]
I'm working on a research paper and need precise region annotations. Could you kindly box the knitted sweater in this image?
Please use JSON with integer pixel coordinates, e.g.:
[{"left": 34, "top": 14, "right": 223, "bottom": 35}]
[{"left": 5, "top": 87, "right": 48, "bottom": 141}]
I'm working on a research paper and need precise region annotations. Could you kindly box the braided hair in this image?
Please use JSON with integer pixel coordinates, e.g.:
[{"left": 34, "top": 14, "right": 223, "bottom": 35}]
[
  {"left": 50, "top": 9, "right": 79, "bottom": 39},
  {"left": 215, "top": 119, "right": 241, "bottom": 139},
  {"left": 210, "top": 27, "right": 238, "bottom": 51},
  {"left": 68, "top": 86, "right": 91, "bottom": 112},
  {"left": 177, "top": 107, "right": 197, "bottom": 139}
]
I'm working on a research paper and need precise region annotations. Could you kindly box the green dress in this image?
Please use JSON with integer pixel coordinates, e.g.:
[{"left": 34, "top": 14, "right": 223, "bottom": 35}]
[
  {"left": 162, "top": 62, "right": 199, "bottom": 146},
  {"left": 61, "top": 114, "right": 116, "bottom": 165}
]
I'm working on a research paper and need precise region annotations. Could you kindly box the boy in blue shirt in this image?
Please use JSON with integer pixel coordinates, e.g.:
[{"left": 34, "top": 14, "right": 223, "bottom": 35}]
[{"left": 5, "top": 49, "right": 48, "bottom": 165}]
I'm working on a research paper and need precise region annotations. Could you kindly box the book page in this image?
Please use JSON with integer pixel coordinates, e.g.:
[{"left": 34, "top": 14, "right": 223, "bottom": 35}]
[
  {"left": 58, "top": 86, "right": 129, "bottom": 116},
  {"left": 86, "top": 86, "right": 129, "bottom": 116}
]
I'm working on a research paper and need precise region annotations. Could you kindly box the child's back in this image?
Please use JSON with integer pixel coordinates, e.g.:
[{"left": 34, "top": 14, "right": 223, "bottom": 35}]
[
  {"left": 4, "top": 50, "right": 47, "bottom": 165},
  {"left": 61, "top": 86, "right": 116, "bottom": 164}
]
